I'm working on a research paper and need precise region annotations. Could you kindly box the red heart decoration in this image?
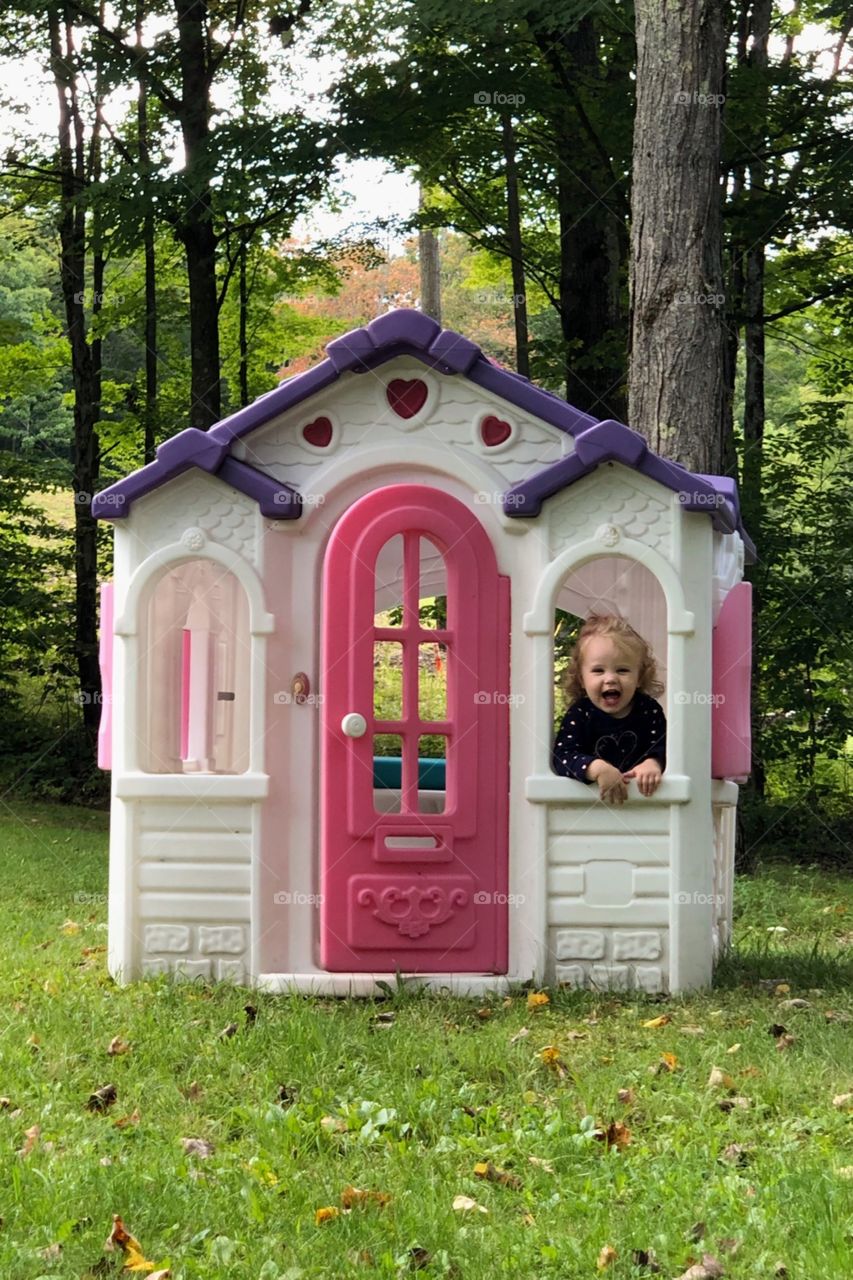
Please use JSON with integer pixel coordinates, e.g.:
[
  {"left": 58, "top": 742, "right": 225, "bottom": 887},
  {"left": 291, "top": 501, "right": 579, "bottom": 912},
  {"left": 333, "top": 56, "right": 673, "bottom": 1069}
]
[
  {"left": 387, "top": 378, "right": 428, "bottom": 419},
  {"left": 302, "top": 416, "right": 333, "bottom": 447},
  {"left": 481, "top": 414, "right": 512, "bottom": 446}
]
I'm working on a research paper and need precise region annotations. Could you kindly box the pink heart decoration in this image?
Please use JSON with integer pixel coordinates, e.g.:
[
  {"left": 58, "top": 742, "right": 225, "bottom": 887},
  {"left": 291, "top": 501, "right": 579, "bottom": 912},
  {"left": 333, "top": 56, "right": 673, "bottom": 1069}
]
[
  {"left": 387, "top": 378, "right": 428, "bottom": 419},
  {"left": 481, "top": 414, "right": 512, "bottom": 446},
  {"left": 302, "top": 416, "right": 333, "bottom": 447}
]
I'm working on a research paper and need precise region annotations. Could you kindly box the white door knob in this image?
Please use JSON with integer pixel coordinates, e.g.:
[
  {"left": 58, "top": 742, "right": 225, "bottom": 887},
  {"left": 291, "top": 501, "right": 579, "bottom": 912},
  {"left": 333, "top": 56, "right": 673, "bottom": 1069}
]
[{"left": 341, "top": 712, "right": 368, "bottom": 738}]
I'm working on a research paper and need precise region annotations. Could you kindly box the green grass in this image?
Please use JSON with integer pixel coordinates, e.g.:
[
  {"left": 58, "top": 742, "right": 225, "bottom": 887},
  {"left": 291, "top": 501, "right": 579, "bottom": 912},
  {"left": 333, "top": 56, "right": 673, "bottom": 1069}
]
[{"left": 0, "top": 803, "right": 851, "bottom": 1279}]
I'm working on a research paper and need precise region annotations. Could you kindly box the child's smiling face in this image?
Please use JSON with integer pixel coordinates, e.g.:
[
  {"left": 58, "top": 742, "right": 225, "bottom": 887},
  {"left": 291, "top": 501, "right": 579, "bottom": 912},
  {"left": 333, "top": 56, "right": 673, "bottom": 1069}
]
[{"left": 580, "top": 636, "right": 640, "bottom": 718}]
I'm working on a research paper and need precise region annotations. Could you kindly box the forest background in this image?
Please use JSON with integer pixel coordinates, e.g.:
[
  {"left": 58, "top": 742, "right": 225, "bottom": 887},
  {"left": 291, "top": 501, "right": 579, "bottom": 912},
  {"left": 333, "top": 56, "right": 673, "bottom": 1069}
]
[{"left": 0, "top": 0, "right": 851, "bottom": 866}]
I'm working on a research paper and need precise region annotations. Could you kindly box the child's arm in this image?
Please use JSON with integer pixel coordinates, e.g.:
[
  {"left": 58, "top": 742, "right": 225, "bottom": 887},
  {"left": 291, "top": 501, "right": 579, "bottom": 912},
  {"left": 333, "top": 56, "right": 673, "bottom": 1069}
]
[
  {"left": 585, "top": 758, "right": 630, "bottom": 804},
  {"left": 552, "top": 703, "right": 597, "bottom": 781},
  {"left": 623, "top": 699, "right": 666, "bottom": 796}
]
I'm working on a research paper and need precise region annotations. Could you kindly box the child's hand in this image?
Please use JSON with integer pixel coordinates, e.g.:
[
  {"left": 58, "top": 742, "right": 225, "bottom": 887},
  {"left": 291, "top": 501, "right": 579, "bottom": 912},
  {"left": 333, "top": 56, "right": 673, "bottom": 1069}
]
[
  {"left": 586, "top": 759, "right": 630, "bottom": 806},
  {"left": 624, "top": 758, "right": 663, "bottom": 797}
]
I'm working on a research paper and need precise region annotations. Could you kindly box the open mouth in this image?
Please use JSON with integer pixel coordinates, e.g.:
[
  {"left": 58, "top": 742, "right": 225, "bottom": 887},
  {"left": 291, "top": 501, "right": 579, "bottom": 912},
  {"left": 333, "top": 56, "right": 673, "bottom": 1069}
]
[{"left": 601, "top": 690, "right": 621, "bottom": 706}]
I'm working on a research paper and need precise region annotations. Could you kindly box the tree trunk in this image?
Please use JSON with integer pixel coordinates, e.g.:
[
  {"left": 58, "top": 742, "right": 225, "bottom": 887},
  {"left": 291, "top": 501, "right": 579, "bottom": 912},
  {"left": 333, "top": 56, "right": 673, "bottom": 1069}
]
[
  {"left": 418, "top": 186, "right": 441, "bottom": 325},
  {"left": 175, "top": 0, "right": 220, "bottom": 429},
  {"left": 49, "top": 6, "right": 101, "bottom": 738},
  {"left": 137, "top": 2, "right": 157, "bottom": 464},
  {"left": 500, "top": 113, "right": 529, "bottom": 378},
  {"left": 629, "top": 0, "right": 729, "bottom": 472}
]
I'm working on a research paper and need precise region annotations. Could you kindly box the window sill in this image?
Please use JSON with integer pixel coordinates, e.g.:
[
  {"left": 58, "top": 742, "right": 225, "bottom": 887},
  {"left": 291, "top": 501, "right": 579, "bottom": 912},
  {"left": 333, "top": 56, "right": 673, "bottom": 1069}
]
[
  {"left": 525, "top": 774, "right": 691, "bottom": 804},
  {"left": 115, "top": 773, "right": 269, "bottom": 799}
]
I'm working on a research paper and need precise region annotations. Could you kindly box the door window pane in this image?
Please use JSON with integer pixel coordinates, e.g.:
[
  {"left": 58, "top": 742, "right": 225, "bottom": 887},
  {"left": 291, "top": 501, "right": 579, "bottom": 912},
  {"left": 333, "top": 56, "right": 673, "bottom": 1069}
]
[{"left": 374, "top": 640, "right": 404, "bottom": 719}]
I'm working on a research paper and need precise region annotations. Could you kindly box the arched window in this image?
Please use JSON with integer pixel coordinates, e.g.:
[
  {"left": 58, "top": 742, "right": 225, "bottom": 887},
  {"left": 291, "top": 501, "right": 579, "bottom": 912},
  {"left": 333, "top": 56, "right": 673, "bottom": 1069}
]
[
  {"left": 552, "top": 557, "right": 667, "bottom": 774},
  {"left": 139, "top": 558, "right": 250, "bottom": 774}
]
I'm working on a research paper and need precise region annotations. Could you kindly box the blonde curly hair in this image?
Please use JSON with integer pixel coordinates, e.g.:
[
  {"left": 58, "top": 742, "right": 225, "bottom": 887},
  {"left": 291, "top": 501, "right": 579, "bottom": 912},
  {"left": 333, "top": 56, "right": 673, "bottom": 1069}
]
[{"left": 563, "top": 614, "right": 664, "bottom": 702}]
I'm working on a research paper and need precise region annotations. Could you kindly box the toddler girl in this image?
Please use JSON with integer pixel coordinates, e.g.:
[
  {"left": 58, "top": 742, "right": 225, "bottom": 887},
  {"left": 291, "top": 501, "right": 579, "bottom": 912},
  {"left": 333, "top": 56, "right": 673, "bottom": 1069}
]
[{"left": 552, "top": 614, "right": 666, "bottom": 805}]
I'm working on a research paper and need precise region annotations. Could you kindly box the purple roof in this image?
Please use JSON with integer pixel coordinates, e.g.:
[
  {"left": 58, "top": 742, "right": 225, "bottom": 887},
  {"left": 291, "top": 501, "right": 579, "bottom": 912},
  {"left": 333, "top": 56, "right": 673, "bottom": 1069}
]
[{"left": 91, "top": 311, "right": 752, "bottom": 555}]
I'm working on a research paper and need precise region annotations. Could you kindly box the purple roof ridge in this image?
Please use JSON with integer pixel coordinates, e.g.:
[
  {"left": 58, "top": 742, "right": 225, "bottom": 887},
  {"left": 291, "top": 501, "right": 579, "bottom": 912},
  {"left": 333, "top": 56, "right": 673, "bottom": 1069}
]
[
  {"left": 90, "top": 311, "right": 753, "bottom": 557},
  {"left": 505, "top": 418, "right": 755, "bottom": 556},
  {"left": 91, "top": 427, "right": 301, "bottom": 521}
]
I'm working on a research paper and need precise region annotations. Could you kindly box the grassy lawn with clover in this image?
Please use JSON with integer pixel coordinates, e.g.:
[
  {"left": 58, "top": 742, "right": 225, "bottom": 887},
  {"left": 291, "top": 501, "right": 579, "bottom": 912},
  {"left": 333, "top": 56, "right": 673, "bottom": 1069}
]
[{"left": 0, "top": 801, "right": 851, "bottom": 1280}]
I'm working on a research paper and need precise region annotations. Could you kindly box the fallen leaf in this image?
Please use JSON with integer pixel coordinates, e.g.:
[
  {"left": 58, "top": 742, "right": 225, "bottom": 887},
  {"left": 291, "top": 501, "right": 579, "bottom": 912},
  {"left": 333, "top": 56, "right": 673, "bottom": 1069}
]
[
  {"left": 540, "top": 1045, "right": 569, "bottom": 1077},
  {"left": 837, "top": 1166, "right": 853, "bottom": 1179},
  {"left": 181, "top": 1137, "right": 214, "bottom": 1158},
  {"left": 707, "top": 1067, "right": 735, "bottom": 1090},
  {"left": 773, "top": 978, "right": 790, "bottom": 989},
  {"left": 243, "top": 1004, "right": 258, "bottom": 1025},
  {"left": 775, "top": 1034, "right": 796, "bottom": 1052},
  {"left": 315, "top": 1206, "right": 340, "bottom": 1224},
  {"left": 725, "top": 1043, "right": 741, "bottom": 1054},
  {"left": 405, "top": 1247, "right": 433, "bottom": 1269},
  {"left": 218, "top": 1022, "right": 238, "bottom": 1039},
  {"left": 595, "top": 1121, "right": 631, "bottom": 1150},
  {"left": 686, "top": 1222, "right": 706, "bottom": 1243},
  {"left": 632, "top": 1248, "right": 661, "bottom": 1271},
  {"left": 277, "top": 1084, "right": 297, "bottom": 1106},
  {"left": 510, "top": 1026, "right": 531, "bottom": 1044},
  {"left": 26, "top": 1033, "right": 41, "bottom": 1051},
  {"left": 341, "top": 1186, "right": 391, "bottom": 1208},
  {"left": 642, "top": 1014, "right": 671, "bottom": 1028},
  {"left": 825, "top": 1009, "right": 851, "bottom": 1023},
  {"left": 104, "top": 1215, "right": 158, "bottom": 1272},
  {"left": 17, "top": 1123, "right": 40, "bottom": 1157},
  {"left": 778, "top": 998, "right": 810, "bottom": 1009},
  {"left": 39, "top": 1242, "right": 62, "bottom": 1260},
  {"left": 114, "top": 1109, "right": 141, "bottom": 1129},
  {"left": 108, "top": 1036, "right": 131, "bottom": 1056},
  {"left": 521, "top": 1212, "right": 536, "bottom": 1226},
  {"left": 181, "top": 1081, "right": 203, "bottom": 1101},
  {"left": 475, "top": 1007, "right": 492, "bottom": 1020},
  {"left": 148, "top": 1271, "right": 172, "bottom": 1279},
  {"left": 597, "top": 1244, "right": 618, "bottom": 1269},
  {"left": 87, "top": 1084, "right": 118, "bottom": 1112},
  {"left": 772, "top": 1264, "right": 787, "bottom": 1278},
  {"left": 832, "top": 1092, "right": 853, "bottom": 1109},
  {"left": 474, "top": 1160, "right": 523, "bottom": 1190},
  {"left": 320, "top": 1115, "right": 347, "bottom": 1133},
  {"left": 768, "top": 1023, "right": 788, "bottom": 1038},
  {"left": 716, "top": 1238, "right": 740, "bottom": 1255},
  {"left": 527, "top": 991, "right": 550, "bottom": 1009},
  {"left": 659, "top": 1052, "right": 679, "bottom": 1072},
  {"left": 0, "top": 1096, "right": 11, "bottom": 1109},
  {"left": 452, "top": 1194, "right": 488, "bottom": 1214},
  {"left": 617, "top": 1088, "right": 636, "bottom": 1105},
  {"left": 679, "top": 1026, "right": 705, "bottom": 1035},
  {"left": 721, "top": 1143, "right": 750, "bottom": 1166},
  {"left": 61, "top": 919, "right": 81, "bottom": 935},
  {"left": 675, "top": 1254, "right": 725, "bottom": 1279},
  {"left": 502, "top": 996, "right": 513, "bottom": 1007},
  {"left": 717, "top": 1096, "right": 750, "bottom": 1112}
]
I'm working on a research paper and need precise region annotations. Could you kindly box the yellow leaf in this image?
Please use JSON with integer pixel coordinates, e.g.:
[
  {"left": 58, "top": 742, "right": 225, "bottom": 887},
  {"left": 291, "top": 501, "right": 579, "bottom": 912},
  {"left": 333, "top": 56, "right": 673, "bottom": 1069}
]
[
  {"left": 642, "top": 1014, "right": 671, "bottom": 1028},
  {"left": 108, "top": 1036, "right": 132, "bottom": 1056},
  {"left": 123, "top": 1241, "right": 157, "bottom": 1271},
  {"left": 340, "top": 1186, "right": 391, "bottom": 1208},
  {"left": 774, "top": 983, "right": 790, "bottom": 995},
  {"left": 726, "top": 1043, "right": 741, "bottom": 1054},
  {"left": 315, "top": 1206, "right": 340, "bottom": 1224},
  {"left": 527, "top": 992, "right": 550, "bottom": 1009},
  {"left": 597, "top": 1244, "right": 618, "bottom": 1269},
  {"left": 660, "top": 1052, "right": 679, "bottom": 1072},
  {"left": 61, "top": 919, "right": 81, "bottom": 935},
  {"left": 707, "top": 1066, "right": 735, "bottom": 1090}
]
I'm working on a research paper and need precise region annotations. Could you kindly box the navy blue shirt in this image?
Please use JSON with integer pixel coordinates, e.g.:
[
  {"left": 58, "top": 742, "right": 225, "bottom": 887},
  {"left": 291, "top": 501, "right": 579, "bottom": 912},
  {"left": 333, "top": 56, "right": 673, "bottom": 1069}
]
[{"left": 552, "top": 691, "right": 667, "bottom": 782}]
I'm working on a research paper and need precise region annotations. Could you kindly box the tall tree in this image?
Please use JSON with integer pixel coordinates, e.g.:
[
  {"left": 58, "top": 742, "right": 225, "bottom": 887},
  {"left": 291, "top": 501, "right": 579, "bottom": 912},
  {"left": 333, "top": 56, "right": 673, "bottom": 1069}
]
[{"left": 629, "top": 0, "right": 729, "bottom": 472}]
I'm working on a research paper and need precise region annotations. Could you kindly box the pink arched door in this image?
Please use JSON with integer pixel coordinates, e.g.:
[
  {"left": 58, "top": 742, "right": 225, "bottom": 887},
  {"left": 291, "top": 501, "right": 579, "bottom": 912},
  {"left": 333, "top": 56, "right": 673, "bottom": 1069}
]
[{"left": 320, "top": 486, "right": 510, "bottom": 973}]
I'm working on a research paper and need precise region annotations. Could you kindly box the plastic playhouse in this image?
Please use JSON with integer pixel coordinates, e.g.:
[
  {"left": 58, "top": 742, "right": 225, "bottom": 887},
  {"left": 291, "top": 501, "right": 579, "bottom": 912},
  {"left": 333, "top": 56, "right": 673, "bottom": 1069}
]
[{"left": 93, "top": 311, "right": 752, "bottom": 995}]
